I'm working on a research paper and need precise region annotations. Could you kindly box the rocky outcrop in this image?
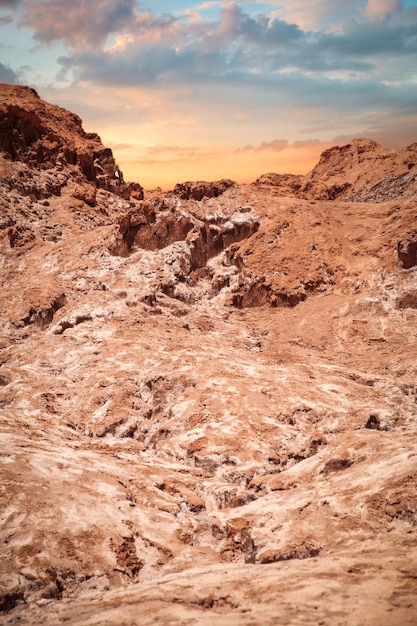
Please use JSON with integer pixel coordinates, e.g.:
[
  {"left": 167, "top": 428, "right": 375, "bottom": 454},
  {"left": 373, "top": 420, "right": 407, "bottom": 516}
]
[
  {"left": 110, "top": 194, "right": 260, "bottom": 297},
  {"left": 254, "top": 172, "right": 305, "bottom": 196},
  {"left": 173, "top": 178, "right": 236, "bottom": 200},
  {"left": 398, "top": 235, "right": 417, "bottom": 269},
  {"left": 255, "top": 138, "right": 417, "bottom": 202},
  {"left": 0, "top": 84, "right": 143, "bottom": 201}
]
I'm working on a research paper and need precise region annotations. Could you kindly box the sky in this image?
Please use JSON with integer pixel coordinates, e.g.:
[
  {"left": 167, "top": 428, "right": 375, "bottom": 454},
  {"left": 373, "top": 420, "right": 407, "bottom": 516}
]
[{"left": 1, "top": 0, "right": 417, "bottom": 189}]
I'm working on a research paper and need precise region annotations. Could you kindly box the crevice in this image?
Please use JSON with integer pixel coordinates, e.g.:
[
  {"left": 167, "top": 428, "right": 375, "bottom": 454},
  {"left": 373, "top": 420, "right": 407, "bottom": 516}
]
[{"left": 0, "top": 591, "right": 26, "bottom": 613}]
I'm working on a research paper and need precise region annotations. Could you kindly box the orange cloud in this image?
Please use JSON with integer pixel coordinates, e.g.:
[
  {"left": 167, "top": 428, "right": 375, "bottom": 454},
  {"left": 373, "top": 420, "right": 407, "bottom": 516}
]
[
  {"left": 236, "top": 139, "right": 289, "bottom": 153},
  {"left": 364, "top": 0, "right": 401, "bottom": 21}
]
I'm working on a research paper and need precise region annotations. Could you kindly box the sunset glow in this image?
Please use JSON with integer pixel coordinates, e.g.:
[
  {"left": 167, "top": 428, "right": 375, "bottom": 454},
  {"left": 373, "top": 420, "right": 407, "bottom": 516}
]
[{"left": 1, "top": 0, "right": 417, "bottom": 189}]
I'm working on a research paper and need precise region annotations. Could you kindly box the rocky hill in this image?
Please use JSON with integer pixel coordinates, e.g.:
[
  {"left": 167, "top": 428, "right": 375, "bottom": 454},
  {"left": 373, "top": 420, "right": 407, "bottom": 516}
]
[
  {"left": 256, "top": 138, "right": 417, "bottom": 202},
  {"left": 1, "top": 84, "right": 417, "bottom": 625}
]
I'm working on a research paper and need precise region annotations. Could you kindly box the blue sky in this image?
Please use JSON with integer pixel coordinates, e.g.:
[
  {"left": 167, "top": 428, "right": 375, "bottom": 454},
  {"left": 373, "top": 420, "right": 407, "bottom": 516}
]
[{"left": 1, "top": 0, "right": 417, "bottom": 188}]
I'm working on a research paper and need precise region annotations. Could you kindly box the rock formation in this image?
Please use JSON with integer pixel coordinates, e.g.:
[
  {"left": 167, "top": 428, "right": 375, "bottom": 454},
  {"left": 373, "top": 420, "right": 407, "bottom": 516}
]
[
  {"left": 173, "top": 179, "right": 236, "bottom": 201},
  {"left": 1, "top": 84, "right": 417, "bottom": 625},
  {"left": 256, "top": 137, "right": 417, "bottom": 202},
  {"left": 0, "top": 84, "right": 143, "bottom": 204}
]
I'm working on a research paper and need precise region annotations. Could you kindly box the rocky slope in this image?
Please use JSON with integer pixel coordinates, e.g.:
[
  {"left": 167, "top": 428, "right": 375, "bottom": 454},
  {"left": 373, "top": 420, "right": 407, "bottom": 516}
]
[
  {"left": 1, "top": 84, "right": 417, "bottom": 625},
  {"left": 256, "top": 138, "right": 417, "bottom": 202}
]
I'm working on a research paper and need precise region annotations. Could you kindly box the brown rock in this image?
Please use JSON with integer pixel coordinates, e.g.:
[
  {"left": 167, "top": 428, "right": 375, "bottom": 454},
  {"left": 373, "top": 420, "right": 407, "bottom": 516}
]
[
  {"left": 398, "top": 236, "right": 417, "bottom": 269},
  {"left": 255, "top": 138, "right": 417, "bottom": 202},
  {"left": 396, "top": 289, "right": 417, "bottom": 309},
  {"left": 71, "top": 183, "right": 97, "bottom": 207},
  {"left": 173, "top": 178, "right": 236, "bottom": 200},
  {"left": 0, "top": 83, "right": 144, "bottom": 201}
]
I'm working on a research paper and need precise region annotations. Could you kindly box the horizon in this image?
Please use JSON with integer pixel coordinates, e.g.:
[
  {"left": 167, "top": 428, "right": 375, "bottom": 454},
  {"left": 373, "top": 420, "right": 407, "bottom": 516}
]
[{"left": 1, "top": 0, "right": 417, "bottom": 189}]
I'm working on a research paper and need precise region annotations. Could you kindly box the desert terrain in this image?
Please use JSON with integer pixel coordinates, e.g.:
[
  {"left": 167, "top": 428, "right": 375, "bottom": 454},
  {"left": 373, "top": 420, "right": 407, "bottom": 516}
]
[{"left": 1, "top": 83, "right": 417, "bottom": 625}]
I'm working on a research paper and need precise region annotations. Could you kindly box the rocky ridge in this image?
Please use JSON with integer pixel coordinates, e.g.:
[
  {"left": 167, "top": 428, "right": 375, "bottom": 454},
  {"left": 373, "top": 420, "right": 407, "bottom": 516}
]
[
  {"left": 256, "top": 138, "right": 417, "bottom": 202},
  {"left": 1, "top": 84, "right": 417, "bottom": 625}
]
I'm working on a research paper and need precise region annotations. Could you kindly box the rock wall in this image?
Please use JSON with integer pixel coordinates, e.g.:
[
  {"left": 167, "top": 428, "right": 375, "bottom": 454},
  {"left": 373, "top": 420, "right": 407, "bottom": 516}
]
[{"left": 0, "top": 84, "right": 143, "bottom": 201}]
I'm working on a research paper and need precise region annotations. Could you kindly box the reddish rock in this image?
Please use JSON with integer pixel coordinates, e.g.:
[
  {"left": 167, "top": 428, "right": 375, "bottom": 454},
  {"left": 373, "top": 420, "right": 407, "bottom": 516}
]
[
  {"left": 396, "top": 289, "right": 417, "bottom": 309},
  {"left": 398, "top": 236, "right": 417, "bottom": 269},
  {"left": 173, "top": 178, "right": 236, "bottom": 200},
  {"left": 0, "top": 83, "right": 144, "bottom": 201},
  {"left": 255, "top": 138, "right": 417, "bottom": 202}
]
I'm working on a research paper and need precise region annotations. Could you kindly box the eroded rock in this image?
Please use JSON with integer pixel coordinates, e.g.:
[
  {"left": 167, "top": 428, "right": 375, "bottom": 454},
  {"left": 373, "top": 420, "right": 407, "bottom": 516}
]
[
  {"left": 0, "top": 84, "right": 144, "bottom": 202},
  {"left": 173, "top": 179, "right": 236, "bottom": 201},
  {"left": 398, "top": 237, "right": 417, "bottom": 269}
]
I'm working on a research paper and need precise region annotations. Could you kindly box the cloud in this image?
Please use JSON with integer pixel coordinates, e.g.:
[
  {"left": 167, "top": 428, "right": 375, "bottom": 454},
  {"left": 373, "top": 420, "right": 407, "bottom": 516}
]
[
  {"left": 266, "top": 0, "right": 364, "bottom": 30},
  {"left": 335, "top": 107, "right": 417, "bottom": 150},
  {"left": 0, "top": 0, "right": 20, "bottom": 7},
  {"left": 318, "top": 13, "right": 417, "bottom": 59},
  {"left": 143, "top": 144, "right": 218, "bottom": 161},
  {"left": 0, "top": 0, "right": 19, "bottom": 22},
  {"left": 41, "top": 0, "right": 417, "bottom": 92},
  {"left": 234, "top": 126, "right": 417, "bottom": 156},
  {"left": 19, "top": 0, "right": 137, "bottom": 48},
  {"left": 0, "top": 61, "right": 18, "bottom": 82},
  {"left": 236, "top": 137, "right": 338, "bottom": 154},
  {"left": 291, "top": 138, "right": 326, "bottom": 149},
  {"left": 236, "top": 139, "right": 289, "bottom": 153},
  {"left": 105, "top": 13, "right": 180, "bottom": 52},
  {"left": 364, "top": 0, "right": 402, "bottom": 22},
  {"left": 107, "top": 142, "right": 134, "bottom": 151},
  {"left": 196, "top": 1, "right": 225, "bottom": 9},
  {"left": 11, "top": 0, "right": 417, "bottom": 174},
  {"left": 147, "top": 144, "right": 192, "bottom": 155}
]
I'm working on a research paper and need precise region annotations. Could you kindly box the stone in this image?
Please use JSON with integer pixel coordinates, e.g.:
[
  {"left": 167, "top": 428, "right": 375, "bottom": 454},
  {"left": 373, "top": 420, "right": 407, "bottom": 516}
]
[
  {"left": 173, "top": 178, "right": 236, "bottom": 200},
  {"left": 398, "top": 237, "right": 417, "bottom": 269}
]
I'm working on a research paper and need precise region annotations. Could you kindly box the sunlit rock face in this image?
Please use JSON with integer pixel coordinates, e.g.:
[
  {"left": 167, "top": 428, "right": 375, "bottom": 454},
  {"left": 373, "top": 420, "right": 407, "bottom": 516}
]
[
  {"left": 1, "top": 84, "right": 417, "bottom": 626},
  {"left": 0, "top": 84, "right": 143, "bottom": 202}
]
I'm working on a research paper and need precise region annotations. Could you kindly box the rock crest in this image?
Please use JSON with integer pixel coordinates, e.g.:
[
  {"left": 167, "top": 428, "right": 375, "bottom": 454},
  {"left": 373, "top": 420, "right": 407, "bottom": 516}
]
[
  {"left": 256, "top": 137, "right": 417, "bottom": 202},
  {"left": 0, "top": 84, "right": 143, "bottom": 202}
]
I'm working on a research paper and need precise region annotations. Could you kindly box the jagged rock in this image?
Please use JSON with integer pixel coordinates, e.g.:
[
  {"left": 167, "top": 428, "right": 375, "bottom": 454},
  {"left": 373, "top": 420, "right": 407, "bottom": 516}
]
[
  {"left": 71, "top": 182, "right": 97, "bottom": 207},
  {"left": 173, "top": 178, "right": 236, "bottom": 200},
  {"left": 7, "top": 223, "right": 36, "bottom": 249},
  {"left": 110, "top": 196, "right": 259, "bottom": 287},
  {"left": 254, "top": 172, "right": 305, "bottom": 197},
  {"left": 398, "top": 236, "right": 417, "bottom": 269},
  {"left": 0, "top": 84, "right": 144, "bottom": 201},
  {"left": 109, "top": 196, "right": 183, "bottom": 256},
  {"left": 254, "top": 138, "right": 417, "bottom": 202}
]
